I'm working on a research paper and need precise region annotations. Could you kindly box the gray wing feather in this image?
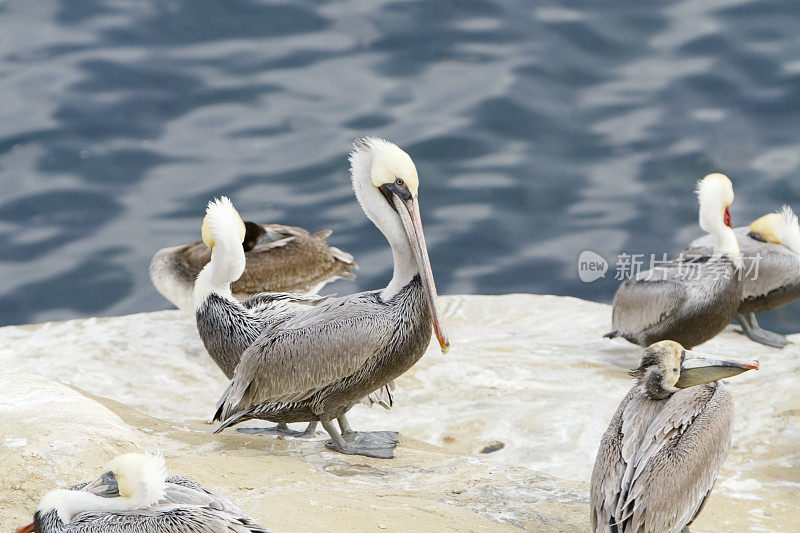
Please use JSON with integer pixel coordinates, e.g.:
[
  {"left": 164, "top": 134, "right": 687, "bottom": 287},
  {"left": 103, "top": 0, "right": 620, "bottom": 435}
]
[
  {"left": 218, "top": 293, "right": 393, "bottom": 418},
  {"left": 685, "top": 230, "right": 800, "bottom": 301},
  {"left": 64, "top": 477, "right": 268, "bottom": 532},
  {"left": 738, "top": 245, "right": 800, "bottom": 300},
  {"left": 68, "top": 507, "right": 268, "bottom": 532},
  {"left": 611, "top": 274, "right": 687, "bottom": 336},
  {"left": 592, "top": 384, "right": 733, "bottom": 532}
]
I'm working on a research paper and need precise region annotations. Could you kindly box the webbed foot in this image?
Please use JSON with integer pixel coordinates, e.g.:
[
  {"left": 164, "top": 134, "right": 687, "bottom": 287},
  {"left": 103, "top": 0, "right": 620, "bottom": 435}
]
[
  {"left": 735, "top": 313, "right": 789, "bottom": 348},
  {"left": 324, "top": 431, "right": 400, "bottom": 459},
  {"left": 320, "top": 416, "right": 399, "bottom": 458}
]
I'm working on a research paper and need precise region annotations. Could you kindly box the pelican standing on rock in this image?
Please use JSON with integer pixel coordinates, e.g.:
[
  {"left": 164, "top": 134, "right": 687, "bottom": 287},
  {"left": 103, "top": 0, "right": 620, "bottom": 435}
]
[
  {"left": 193, "top": 197, "right": 395, "bottom": 437},
  {"left": 15, "top": 453, "right": 268, "bottom": 533},
  {"left": 605, "top": 174, "right": 743, "bottom": 348},
  {"left": 212, "top": 137, "right": 449, "bottom": 459},
  {"left": 684, "top": 206, "right": 800, "bottom": 348},
  {"left": 590, "top": 340, "right": 758, "bottom": 532},
  {"left": 150, "top": 219, "right": 356, "bottom": 311}
]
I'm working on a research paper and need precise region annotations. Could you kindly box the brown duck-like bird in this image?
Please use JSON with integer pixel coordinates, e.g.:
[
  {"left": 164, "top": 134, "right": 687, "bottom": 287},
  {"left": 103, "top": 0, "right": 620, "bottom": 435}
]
[
  {"left": 150, "top": 221, "right": 356, "bottom": 311},
  {"left": 605, "top": 174, "right": 743, "bottom": 348},
  {"left": 683, "top": 206, "right": 800, "bottom": 348},
  {"left": 590, "top": 340, "right": 758, "bottom": 533}
]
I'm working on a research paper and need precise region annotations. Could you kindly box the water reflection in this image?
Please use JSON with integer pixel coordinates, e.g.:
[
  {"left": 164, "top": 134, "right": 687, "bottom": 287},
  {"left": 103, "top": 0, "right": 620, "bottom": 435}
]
[{"left": 1, "top": 0, "right": 800, "bottom": 333}]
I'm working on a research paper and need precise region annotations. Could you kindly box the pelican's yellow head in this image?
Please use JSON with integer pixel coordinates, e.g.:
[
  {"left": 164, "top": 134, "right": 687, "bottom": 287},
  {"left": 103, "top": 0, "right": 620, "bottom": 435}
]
[
  {"left": 201, "top": 196, "right": 246, "bottom": 249},
  {"left": 750, "top": 212, "right": 783, "bottom": 244},
  {"left": 102, "top": 453, "right": 153, "bottom": 498},
  {"left": 357, "top": 137, "right": 419, "bottom": 197}
]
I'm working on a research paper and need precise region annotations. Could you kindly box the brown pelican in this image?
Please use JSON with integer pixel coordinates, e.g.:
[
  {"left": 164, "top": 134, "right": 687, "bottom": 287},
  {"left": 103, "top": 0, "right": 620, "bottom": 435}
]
[
  {"left": 590, "top": 340, "right": 758, "bottom": 533},
  {"left": 150, "top": 219, "right": 356, "bottom": 311},
  {"left": 684, "top": 206, "right": 800, "bottom": 348},
  {"left": 15, "top": 452, "right": 267, "bottom": 533},
  {"left": 605, "top": 174, "right": 743, "bottom": 348},
  {"left": 193, "top": 197, "right": 394, "bottom": 438},
  {"left": 212, "top": 137, "right": 449, "bottom": 459}
]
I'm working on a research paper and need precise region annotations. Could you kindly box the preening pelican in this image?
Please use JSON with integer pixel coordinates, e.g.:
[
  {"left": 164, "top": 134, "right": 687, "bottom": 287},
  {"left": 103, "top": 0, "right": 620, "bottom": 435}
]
[
  {"left": 605, "top": 174, "right": 743, "bottom": 348},
  {"left": 684, "top": 206, "right": 800, "bottom": 348},
  {"left": 212, "top": 137, "right": 449, "bottom": 459},
  {"left": 590, "top": 340, "right": 758, "bottom": 533},
  {"left": 16, "top": 453, "right": 267, "bottom": 533},
  {"left": 193, "top": 197, "right": 394, "bottom": 438},
  {"left": 150, "top": 220, "right": 356, "bottom": 312}
]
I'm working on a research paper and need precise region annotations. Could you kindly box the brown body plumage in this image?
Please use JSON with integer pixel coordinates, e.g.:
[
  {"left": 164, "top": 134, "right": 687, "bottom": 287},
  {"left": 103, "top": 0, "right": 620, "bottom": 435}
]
[{"left": 150, "top": 222, "right": 356, "bottom": 311}]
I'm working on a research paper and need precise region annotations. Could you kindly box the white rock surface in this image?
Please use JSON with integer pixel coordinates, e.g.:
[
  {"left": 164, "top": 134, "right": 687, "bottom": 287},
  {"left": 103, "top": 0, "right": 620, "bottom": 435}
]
[{"left": 0, "top": 294, "right": 798, "bottom": 531}]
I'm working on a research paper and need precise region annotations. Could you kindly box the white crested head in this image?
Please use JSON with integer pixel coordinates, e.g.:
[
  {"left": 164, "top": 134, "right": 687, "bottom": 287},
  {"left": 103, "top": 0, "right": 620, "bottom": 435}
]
[
  {"left": 350, "top": 137, "right": 419, "bottom": 197},
  {"left": 201, "top": 196, "right": 246, "bottom": 249},
  {"left": 194, "top": 196, "right": 247, "bottom": 308},
  {"left": 696, "top": 173, "right": 734, "bottom": 233},
  {"left": 37, "top": 452, "right": 167, "bottom": 524},
  {"left": 750, "top": 205, "right": 800, "bottom": 254},
  {"left": 696, "top": 173, "right": 740, "bottom": 266}
]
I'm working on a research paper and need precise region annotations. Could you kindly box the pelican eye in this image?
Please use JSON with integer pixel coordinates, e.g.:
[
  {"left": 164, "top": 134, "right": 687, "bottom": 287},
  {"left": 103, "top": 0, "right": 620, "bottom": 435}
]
[{"left": 395, "top": 177, "right": 404, "bottom": 186}]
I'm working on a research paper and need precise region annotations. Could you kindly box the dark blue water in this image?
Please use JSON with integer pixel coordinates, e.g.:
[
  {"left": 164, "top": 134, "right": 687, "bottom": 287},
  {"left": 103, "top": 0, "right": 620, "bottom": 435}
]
[{"left": 2, "top": 0, "right": 800, "bottom": 333}]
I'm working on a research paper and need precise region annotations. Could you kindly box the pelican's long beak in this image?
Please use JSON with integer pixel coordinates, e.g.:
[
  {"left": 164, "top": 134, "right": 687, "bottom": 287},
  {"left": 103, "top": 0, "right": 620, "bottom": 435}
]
[
  {"left": 675, "top": 350, "right": 759, "bottom": 388},
  {"left": 393, "top": 195, "right": 450, "bottom": 354},
  {"left": 15, "top": 523, "right": 34, "bottom": 533}
]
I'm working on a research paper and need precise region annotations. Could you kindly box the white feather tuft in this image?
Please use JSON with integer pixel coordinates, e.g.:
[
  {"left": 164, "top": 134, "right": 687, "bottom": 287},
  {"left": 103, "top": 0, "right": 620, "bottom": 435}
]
[{"left": 777, "top": 205, "right": 800, "bottom": 254}]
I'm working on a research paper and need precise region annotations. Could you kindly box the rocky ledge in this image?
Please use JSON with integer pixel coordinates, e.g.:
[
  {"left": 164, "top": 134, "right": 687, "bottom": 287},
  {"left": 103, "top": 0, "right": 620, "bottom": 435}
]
[{"left": 0, "top": 295, "right": 797, "bottom": 531}]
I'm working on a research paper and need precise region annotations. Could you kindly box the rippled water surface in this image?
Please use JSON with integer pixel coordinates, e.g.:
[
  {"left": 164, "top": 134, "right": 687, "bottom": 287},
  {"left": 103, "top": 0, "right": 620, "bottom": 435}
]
[{"left": 2, "top": 0, "right": 800, "bottom": 328}]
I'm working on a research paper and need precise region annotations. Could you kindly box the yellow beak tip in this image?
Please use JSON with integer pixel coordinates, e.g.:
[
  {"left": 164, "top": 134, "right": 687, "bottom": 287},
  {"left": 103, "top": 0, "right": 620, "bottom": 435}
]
[{"left": 441, "top": 342, "right": 450, "bottom": 355}]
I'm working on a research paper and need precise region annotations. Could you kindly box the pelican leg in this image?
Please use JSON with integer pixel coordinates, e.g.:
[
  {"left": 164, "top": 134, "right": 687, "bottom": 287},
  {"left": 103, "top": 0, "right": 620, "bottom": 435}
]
[
  {"left": 735, "top": 313, "right": 789, "bottom": 348},
  {"left": 237, "top": 422, "right": 318, "bottom": 438},
  {"left": 338, "top": 413, "right": 354, "bottom": 435},
  {"left": 321, "top": 416, "right": 400, "bottom": 459}
]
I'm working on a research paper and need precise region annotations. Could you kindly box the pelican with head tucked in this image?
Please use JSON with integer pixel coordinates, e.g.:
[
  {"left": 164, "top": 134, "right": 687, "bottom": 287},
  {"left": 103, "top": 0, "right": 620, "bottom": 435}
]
[
  {"left": 590, "top": 340, "right": 758, "bottom": 533},
  {"left": 605, "top": 173, "right": 743, "bottom": 348},
  {"left": 16, "top": 452, "right": 267, "bottom": 533},
  {"left": 684, "top": 206, "right": 800, "bottom": 348},
  {"left": 150, "top": 217, "right": 356, "bottom": 312},
  {"left": 193, "top": 197, "right": 394, "bottom": 437},
  {"left": 211, "top": 137, "right": 449, "bottom": 458}
]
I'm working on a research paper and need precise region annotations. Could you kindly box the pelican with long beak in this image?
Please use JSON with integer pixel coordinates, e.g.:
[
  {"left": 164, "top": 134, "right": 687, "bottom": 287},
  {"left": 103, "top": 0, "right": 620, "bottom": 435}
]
[
  {"left": 684, "top": 206, "right": 800, "bottom": 348},
  {"left": 150, "top": 218, "right": 356, "bottom": 312},
  {"left": 605, "top": 173, "right": 743, "bottom": 348},
  {"left": 193, "top": 197, "right": 394, "bottom": 438},
  {"left": 591, "top": 340, "right": 758, "bottom": 533},
  {"left": 212, "top": 137, "right": 449, "bottom": 458},
  {"left": 15, "top": 452, "right": 267, "bottom": 532}
]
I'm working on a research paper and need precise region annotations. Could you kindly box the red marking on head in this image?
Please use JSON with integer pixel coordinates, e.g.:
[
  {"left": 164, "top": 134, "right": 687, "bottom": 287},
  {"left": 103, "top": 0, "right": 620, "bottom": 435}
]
[{"left": 724, "top": 206, "right": 732, "bottom": 228}]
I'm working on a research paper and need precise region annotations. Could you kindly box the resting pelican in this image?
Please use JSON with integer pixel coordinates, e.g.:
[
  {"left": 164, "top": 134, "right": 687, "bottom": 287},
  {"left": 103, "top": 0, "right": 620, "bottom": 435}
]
[
  {"left": 590, "top": 340, "right": 758, "bottom": 533},
  {"left": 605, "top": 173, "right": 743, "bottom": 348},
  {"left": 194, "top": 197, "right": 394, "bottom": 437},
  {"left": 212, "top": 137, "right": 449, "bottom": 459},
  {"left": 684, "top": 206, "right": 800, "bottom": 348},
  {"left": 15, "top": 452, "right": 267, "bottom": 533},
  {"left": 150, "top": 220, "right": 356, "bottom": 311}
]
